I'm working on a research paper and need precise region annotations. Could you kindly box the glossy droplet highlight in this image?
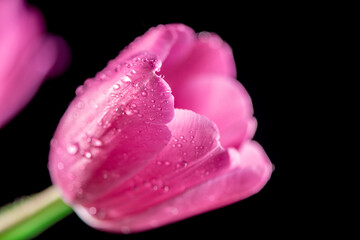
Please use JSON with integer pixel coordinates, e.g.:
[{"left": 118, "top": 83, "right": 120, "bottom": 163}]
[
  {"left": 67, "top": 143, "right": 79, "bottom": 155},
  {"left": 91, "top": 137, "right": 103, "bottom": 147},
  {"left": 121, "top": 76, "right": 131, "bottom": 83},
  {"left": 84, "top": 151, "right": 92, "bottom": 159},
  {"left": 176, "top": 160, "right": 188, "bottom": 169}
]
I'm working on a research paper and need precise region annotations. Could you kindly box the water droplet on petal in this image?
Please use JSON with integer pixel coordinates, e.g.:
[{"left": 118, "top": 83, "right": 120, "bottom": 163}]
[
  {"left": 89, "top": 207, "right": 97, "bottom": 215},
  {"left": 113, "top": 84, "right": 120, "bottom": 90},
  {"left": 84, "top": 151, "right": 92, "bottom": 159},
  {"left": 121, "top": 76, "right": 131, "bottom": 83},
  {"left": 91, "top": 138, "right": 103, "bottom": 147},
  {"left": 176, "top": 160, "right": 188, "bottom": 169},
  {"left": 57, "top": 162, "right": 64, "bottom": 170},
  {"left": 75, "top": 85, "right": 85, "bottom": 96},
  {"left": 141, "top": 91, "right": 148, "bottom": 97},
  {"left": 77, "top": 101, "right": 84, "bottom": 109},
  {"left": 168, "top": 207, "right": 179, "bottom": 215},
  {"left": 67, "top": 143, "right": 79, "bottom": 155},
  {"left": 163, "top": 185, "right": 169, "bottom": 192}
]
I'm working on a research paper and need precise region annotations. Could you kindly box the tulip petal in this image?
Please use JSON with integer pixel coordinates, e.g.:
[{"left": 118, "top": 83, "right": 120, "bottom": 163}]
[
  {"left": 115, "top": 24, "right": 195, "bottom": 69},
  {"left": 0, "top": 0, "right": 69, "bottom": 128},
  {"left": 174, "top": 74, "right": 255, "bottom": 148},
  {"left": 74, "top": 138, "right": 272, "bottom": 233},
  {"left": 113, "top": 24, "right": 236, "bottom": 88},
  {"left": 161, "top": 31, "right": 237, "bottom": 88},
  {"left": 73, "top": 109, "right": 230, "bottom": 232},
  {"left": 49, "top": 54, "right": 175, "bottom": 204}
]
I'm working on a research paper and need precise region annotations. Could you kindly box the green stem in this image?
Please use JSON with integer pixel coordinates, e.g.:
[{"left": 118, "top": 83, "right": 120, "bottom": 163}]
[{"left": 0, "top": 186, "right": 73, "bottom": 240}]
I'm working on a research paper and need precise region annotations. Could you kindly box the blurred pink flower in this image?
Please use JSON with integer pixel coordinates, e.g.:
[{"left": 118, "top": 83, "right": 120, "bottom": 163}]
[
  {"left": 0, "top": 0, "right": 69, "bottom": 128},
  {"left": 49, "top": 24, "right": 272, "bottom": 233}
]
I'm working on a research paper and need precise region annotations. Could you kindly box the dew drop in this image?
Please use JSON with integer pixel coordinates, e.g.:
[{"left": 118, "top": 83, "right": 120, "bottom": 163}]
[
  {"left": 57, "top": 162, "right": 64, "bottom": 170},
  {"left": 67, "top": 143, "right": 79, "bottom": 155},
  {"left": 121, "top": 76, "right": 131, "bottom": 83},
  {"left": 141, "top": 91, "right": 148, "bottom": 97},
  {"left": 176, "top": 160, "right": 188, "bottom": 169},
  {"left": 113, "top": 84, "right": 120, "bottom": 90},
  {"left": 91, "top": 138, "right": 103, "bottom": 147},
  {"left": 77, "top": 101, "right": 84, "bottom": 109},
  {"left": 168, "top": 207, "right": 179, "bottom": 215},
  {"left": 89, "top": 207, "right": 97, "bottom": 215},
  {"left": 50, "top": 138, "right": 57, "bottom": 147},
  {"left": 125, "top": 108, "right": 133, "bottom": 115},
  {"left": 177, "top": 143, "right": 182, "bottom": 148},
  {"left": 84, "top": 151, "right": 92, "bottom": 159},
  {"left": 75, "top": 85, "right": 85, "bottom": 96}
]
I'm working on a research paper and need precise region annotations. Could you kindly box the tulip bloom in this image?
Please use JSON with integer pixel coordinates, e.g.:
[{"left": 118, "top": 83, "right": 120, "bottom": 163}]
[
  {"left": 49, "top": 24, "right": 272, "bottom": 233},
  {"left": 0, "top": 0, "right": 69, "bottom": 128}
]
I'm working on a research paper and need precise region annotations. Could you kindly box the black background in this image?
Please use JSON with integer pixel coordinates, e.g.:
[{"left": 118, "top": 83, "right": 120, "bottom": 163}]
[{"left": 0, "top": 1, "right": 331, "bottom": 239}]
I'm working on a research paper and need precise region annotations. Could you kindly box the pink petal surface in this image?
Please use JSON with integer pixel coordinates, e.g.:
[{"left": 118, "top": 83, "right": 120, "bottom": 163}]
[
  {"left": 74, "top": 109, "right": 229, "bottom": 215},
  {"left": 111, "top": 24, "right": 243, "bottom": 148},
  {"left": 114, "top": 24, "right": 236, "bottom": 87},
  {"left": 160, "top": 31, "right": 237, "bottom": 88},
  {"left": 73, "top": 109, "right": 272, "bottom": 233},
  {"left": 115, "top": 24, "right": 195, "bottom": 70},
  {"left": 174, "top": 74, "right": 256, "bottom": 148},
  {"left": 49, "top": 54, "right": 175, "bottom": 203},
  {"left": 0, "top": 0, "right": 69, "bottom": 128}
]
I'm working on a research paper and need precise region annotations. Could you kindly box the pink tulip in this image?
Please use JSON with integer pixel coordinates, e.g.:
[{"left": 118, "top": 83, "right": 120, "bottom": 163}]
[
  {"left": 0, "top": 0, "right": 69, "bottom": 128},
  {"left": 49, "top": 24, "right": 272, "bottom": 233}
]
